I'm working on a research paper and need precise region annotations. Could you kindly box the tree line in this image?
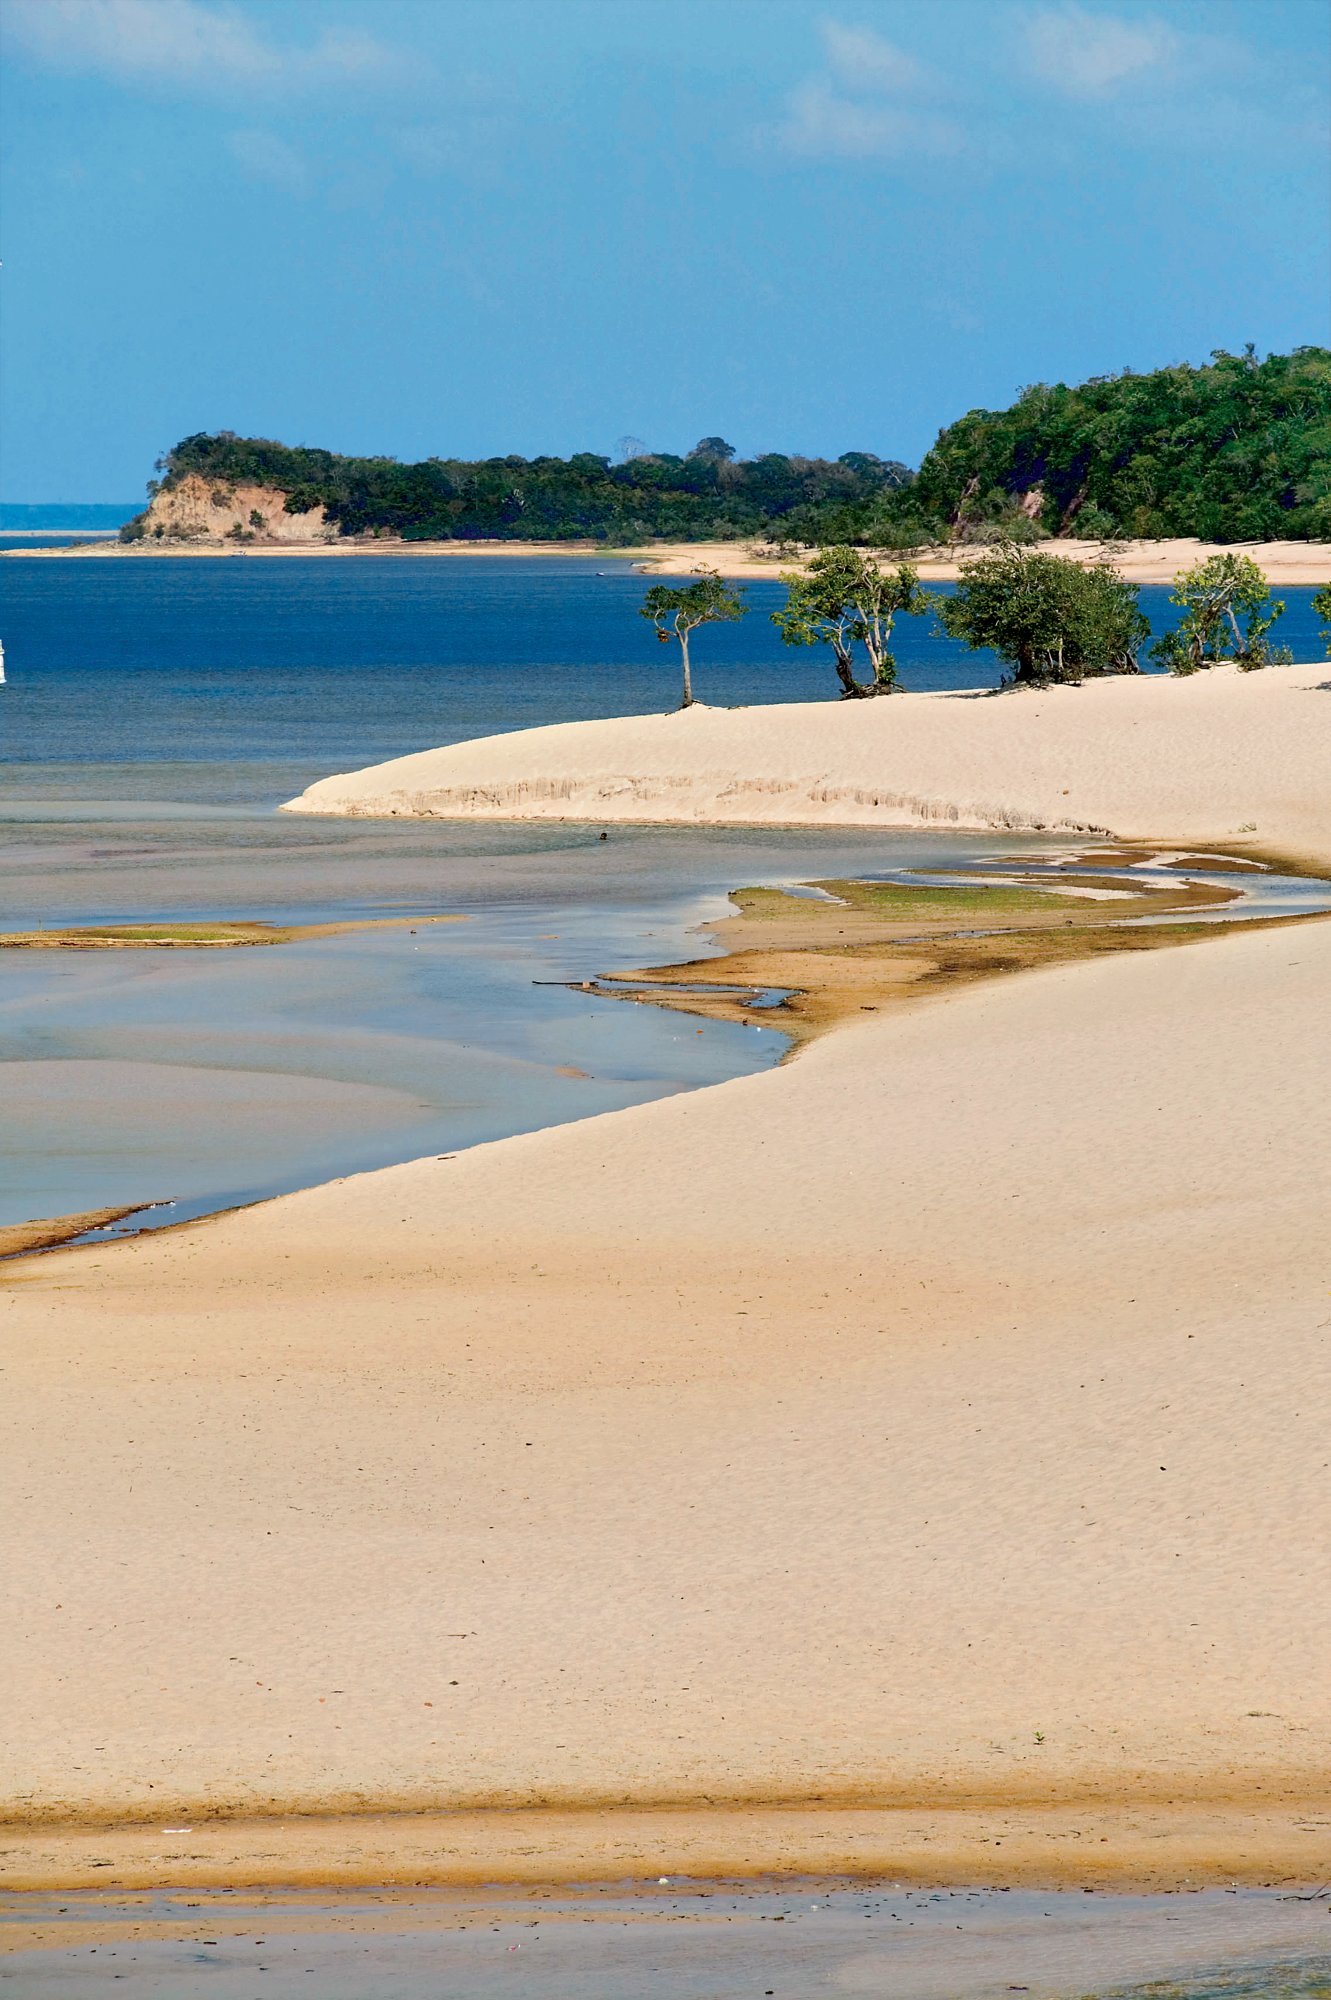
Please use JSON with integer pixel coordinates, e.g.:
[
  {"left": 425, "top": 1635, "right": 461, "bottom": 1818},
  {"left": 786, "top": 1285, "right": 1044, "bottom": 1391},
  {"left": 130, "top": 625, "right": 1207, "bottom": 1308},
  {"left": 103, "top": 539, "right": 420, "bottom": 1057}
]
[
  {"left": 122, "top": 345, "right": 1328, "bottom": 550},
  {"left": 836, "top": 345, "right": 1330, "bottom": 550},
  {"left": 642, "top": 549, "right": 1319, "bottom": 708},
  {"left": 124, "top": 433, "right": 910, "bottom": 544}
]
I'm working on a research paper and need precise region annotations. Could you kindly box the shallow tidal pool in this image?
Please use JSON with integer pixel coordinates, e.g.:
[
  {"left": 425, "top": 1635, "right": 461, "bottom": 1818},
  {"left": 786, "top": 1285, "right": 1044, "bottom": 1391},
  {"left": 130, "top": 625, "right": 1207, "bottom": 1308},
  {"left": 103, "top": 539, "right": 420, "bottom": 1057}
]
[{"left": 0, "top": 809, "right": 1084, "bottom": 1239}]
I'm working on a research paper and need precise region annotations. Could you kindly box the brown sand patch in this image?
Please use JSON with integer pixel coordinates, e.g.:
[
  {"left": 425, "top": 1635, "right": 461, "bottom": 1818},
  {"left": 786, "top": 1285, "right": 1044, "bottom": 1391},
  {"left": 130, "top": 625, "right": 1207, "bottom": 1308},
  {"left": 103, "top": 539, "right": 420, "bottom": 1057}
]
[
  {"left": 588, "top": 858, "right": 1276, "bottom": 1044},
  {"left": 2, "top": 1797, "right": 1329, "bottom": 1897},
  {"left": 0, "top": 914, "right": 464, "bottom": 951},
  {"left": 0, "top": 1206, "right": 152, "bottom": 1260}
]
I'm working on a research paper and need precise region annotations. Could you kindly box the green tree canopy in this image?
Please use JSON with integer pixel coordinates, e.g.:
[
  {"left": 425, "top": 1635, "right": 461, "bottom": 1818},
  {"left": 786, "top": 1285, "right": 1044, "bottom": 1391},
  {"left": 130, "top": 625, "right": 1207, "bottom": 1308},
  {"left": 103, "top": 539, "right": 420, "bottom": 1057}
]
[
  {"left": 938, "top": 543, "right": 1150, "bottom": 685},
  {"left": 1151, "top": 553, "right": 1289, "bottom": 674},
  {"left": 760, "top": 346, "right": 1330, "bottom": 549},
  {"left": 125, "top": 432, "right": 910, "bottom": 546},
  {"left": 771, "top": 546, "right": 928, "bottom": 697},
  {"left": 639, "top": 568, "right": 747, "bottom": 707},
  {"left": 912, "top": 346, "right": 1331, "bottom": 544}
]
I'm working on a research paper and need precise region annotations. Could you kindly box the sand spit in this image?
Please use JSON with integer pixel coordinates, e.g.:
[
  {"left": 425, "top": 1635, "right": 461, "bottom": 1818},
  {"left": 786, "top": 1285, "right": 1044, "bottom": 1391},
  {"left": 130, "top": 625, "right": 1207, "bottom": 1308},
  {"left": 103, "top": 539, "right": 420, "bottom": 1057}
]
[
  {"left": 0, "top": 1205, "right": 151, "bottom": 1261},
  {"left": 627, "top": 535, "right": 1331, "bottom": 585},
  {"left": 0, "top": 914, "right": 463, "bottom": 952},
  {"left": 6, "top": 534, "right": 1330, "bottom": 583},
  {"left": 285, "top": 662, "right": 1331, "bottom": 861}
]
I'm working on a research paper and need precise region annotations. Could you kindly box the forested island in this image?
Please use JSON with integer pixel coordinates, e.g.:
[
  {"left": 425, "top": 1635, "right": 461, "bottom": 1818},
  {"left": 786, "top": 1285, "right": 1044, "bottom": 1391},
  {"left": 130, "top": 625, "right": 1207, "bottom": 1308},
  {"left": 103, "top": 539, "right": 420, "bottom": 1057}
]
[
  {"left": 122, "top": 345, "right": 1329, "bottom": 548},
  {"left": 124, "top": 435, "right": 911, "bottom": 544}
]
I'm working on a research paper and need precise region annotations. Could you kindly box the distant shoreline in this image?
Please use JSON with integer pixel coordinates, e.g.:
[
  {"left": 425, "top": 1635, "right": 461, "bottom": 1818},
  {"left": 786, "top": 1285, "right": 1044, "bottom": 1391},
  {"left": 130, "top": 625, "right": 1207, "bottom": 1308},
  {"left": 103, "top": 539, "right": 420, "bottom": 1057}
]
[
  {"left": 7, "top": 534, "right": 1331, "bottom": 584},
  {"left": 0, "top": 527, "right": 123, "bottom": 540}
]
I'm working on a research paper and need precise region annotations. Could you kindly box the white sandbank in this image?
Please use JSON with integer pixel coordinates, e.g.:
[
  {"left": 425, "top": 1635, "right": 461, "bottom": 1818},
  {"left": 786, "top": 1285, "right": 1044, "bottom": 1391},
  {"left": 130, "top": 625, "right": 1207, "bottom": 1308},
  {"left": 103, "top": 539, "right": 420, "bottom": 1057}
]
[{"left": 286, "top": 661, "right": 1331, "bottom": 860}]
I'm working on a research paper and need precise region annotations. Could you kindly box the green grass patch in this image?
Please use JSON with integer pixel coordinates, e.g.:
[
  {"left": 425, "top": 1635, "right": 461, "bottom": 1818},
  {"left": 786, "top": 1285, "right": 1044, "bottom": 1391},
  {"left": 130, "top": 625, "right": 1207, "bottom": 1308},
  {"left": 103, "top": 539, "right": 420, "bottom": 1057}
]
[
  {"left": 0, "top": 921, "right": 286, "bottom": 949},
  {"left": 731, "top": 877, "right": 1134, "bottom": 925}
]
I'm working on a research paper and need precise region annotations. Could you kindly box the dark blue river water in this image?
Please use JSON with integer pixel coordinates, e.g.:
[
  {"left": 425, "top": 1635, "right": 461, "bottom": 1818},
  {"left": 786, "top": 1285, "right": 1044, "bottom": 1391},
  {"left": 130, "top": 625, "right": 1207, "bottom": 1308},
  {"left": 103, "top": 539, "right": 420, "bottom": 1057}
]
[{"left": 1, "top": 556, "right": 1324, "bottom": 807}]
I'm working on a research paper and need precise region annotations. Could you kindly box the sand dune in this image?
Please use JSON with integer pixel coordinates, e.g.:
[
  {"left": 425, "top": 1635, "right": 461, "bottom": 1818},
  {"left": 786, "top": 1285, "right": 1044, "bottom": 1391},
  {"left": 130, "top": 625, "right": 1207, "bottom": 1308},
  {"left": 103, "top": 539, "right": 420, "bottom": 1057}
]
[{"left": 286, "top": 661, "right": 1331, "bottom": 861}]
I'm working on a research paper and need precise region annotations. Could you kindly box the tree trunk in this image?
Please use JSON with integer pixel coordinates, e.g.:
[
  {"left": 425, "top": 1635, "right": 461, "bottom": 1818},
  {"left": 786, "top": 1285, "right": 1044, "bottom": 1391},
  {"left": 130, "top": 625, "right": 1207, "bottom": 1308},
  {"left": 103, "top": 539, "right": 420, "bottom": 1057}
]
[
  {"left": 834, "top": 641, "right": 871, "bottom": 698},
  {"left": 679, "top": 628, "right": 693, "bottom": 707},
  {"left": 1225, "top": 604, "right": 1245, "bottom": 658}
]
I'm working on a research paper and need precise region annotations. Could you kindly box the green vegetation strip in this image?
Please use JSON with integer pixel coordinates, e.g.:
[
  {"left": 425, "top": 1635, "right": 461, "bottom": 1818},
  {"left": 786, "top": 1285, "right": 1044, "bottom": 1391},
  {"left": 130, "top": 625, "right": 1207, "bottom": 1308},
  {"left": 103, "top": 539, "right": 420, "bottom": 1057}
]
[{"left": 0, "top": 915, "right": 464, "bottom": 950}]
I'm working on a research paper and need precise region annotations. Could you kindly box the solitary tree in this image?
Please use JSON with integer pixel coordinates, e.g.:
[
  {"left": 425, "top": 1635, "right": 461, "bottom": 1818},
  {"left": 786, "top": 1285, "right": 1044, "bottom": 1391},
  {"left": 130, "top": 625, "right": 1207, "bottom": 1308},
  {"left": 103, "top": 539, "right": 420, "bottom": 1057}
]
[
  {"left": 938, "top": 541, "right": 1149, "bottom": 685},
  {"left": 1152, "top": 553, "right": 1289, "bottom": 674},
  {"left": 639, "top": 567, "right": 747, "bottom": 707},
  {"left": 772, "top": 545, "right": 929, "bottom": 697},
  {"left": 1309, "top": 583, "right": 1331, "bottom": 656},
  {"left": 687, "top": 436, "right": 737, "bottom": 463}
]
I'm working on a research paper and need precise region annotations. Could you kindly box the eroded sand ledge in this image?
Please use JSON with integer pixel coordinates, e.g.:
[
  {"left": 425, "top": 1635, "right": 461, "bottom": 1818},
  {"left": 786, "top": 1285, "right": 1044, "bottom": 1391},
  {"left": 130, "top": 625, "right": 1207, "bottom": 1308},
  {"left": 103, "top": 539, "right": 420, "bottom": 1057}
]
[
  {"left": 3, "top": 668, "right": 1330, "bottom": 1890},
  {"left": 283, "top": 662, "right": 1331, "bottom": 861}
]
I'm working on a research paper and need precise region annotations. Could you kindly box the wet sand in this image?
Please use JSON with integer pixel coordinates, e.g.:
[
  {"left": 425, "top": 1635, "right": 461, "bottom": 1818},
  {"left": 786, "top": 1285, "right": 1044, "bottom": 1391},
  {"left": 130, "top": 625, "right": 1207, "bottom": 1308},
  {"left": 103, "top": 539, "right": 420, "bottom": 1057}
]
[
  {"left": 0, "top": 914, "right": 463, "bottom": 950},
  {"left": 4, "top": 1881, "right": 1329, "bottom": 1998},
  {"left": 4, "top": 1800, "right": 1331, "bottom": 1895},
  {"left": 0, "top": 1204, "right": 152, "bottom": 1260}
]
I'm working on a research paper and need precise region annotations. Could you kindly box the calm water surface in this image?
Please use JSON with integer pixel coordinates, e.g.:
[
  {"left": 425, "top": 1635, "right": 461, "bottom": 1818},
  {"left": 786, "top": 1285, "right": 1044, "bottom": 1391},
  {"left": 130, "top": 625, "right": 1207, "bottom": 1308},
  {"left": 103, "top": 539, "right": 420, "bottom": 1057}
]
[
  {"left": 0, "top": 558, "right": 1325, "bottom": 1234},
  {"left": 0, "top": 556, "right": 1061, "bottom": 1232},
  {"left": 0, "top": 811, "right": 1046, "bottom": 1232}
]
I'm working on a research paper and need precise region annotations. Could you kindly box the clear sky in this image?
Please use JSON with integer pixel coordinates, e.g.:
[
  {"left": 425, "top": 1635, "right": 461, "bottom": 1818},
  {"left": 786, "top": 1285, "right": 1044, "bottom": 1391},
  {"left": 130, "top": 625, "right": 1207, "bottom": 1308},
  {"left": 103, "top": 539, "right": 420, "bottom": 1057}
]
[{"left": 2, "top": 0, "right": 1328, "bottom": 500}]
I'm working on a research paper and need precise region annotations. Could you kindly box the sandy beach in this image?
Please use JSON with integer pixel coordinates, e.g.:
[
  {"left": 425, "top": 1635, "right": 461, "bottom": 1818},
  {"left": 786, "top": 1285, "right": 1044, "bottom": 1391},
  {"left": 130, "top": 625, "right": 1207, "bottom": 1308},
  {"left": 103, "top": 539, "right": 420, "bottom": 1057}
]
[
  {"left": 3, "top": 666, "right": 1330, "bottom": 1892},
  {"left": 7, "top": 532, "right": 1331, "bottom": 584}
]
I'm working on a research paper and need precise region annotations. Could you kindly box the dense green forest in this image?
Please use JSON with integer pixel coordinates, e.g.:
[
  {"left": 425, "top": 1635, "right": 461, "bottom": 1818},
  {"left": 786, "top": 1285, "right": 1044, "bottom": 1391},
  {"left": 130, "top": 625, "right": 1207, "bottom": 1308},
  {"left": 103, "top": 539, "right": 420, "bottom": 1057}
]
[
  {"left": 129, "top": 433, "right": 910, "bottom": 543},
  {"left": 894, "top": 345, "right": 1331, "bottom": 546},
  {"left": 127, "top": 346, "right": 1328, "bottom": 546}
]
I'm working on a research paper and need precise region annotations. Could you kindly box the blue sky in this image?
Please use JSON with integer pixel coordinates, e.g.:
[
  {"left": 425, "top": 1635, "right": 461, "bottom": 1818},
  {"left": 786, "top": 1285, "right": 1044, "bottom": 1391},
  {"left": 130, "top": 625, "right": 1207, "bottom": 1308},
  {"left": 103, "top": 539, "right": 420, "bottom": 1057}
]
[{"left": 1, "top": 0, "right": 1327, "bottom": 500}]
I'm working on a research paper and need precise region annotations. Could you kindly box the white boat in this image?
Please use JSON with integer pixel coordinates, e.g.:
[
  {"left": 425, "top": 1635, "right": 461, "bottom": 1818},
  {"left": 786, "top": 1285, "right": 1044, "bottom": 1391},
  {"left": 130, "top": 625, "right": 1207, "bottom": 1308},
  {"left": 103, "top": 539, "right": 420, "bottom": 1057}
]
[{"left": 0, "top": 639, "right": 5, "bottom": 684}]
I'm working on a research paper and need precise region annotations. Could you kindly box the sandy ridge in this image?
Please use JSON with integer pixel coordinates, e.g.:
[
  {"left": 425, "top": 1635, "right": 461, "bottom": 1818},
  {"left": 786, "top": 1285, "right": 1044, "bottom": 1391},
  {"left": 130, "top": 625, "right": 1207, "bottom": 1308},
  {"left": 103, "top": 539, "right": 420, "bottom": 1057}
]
[{"left": 285, "top": 662, "right": 1331, "bottom": 863}]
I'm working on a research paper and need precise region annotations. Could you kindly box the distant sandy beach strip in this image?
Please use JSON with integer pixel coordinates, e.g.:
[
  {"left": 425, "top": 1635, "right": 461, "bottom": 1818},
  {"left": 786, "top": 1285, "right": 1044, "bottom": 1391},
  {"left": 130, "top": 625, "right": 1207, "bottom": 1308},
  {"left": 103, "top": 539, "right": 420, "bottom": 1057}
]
[
  {"left": 7, "top": 533, "right": 1331, "bottom": 584},
  {"left": 3, "top": 667, "right": 1329, "bottom": 1892}
]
